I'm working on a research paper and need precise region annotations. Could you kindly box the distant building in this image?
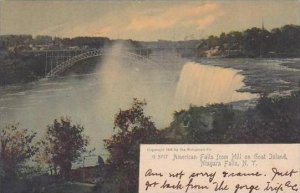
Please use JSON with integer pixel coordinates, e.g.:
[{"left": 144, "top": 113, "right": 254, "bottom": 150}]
[
  {"left": 70, "top": 155, "right": 105, "bottom": 184},
  {"left": 204, "top": 46, "right": 221, "bottom": 58},
  {"left": 68, "top": 46, "right": 80, "bottom": 50}
]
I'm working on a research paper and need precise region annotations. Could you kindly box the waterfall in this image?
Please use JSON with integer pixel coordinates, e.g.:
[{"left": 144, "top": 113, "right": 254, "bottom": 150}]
[{"left": 174, "top": 62, "right": 256, "bottom": 110}]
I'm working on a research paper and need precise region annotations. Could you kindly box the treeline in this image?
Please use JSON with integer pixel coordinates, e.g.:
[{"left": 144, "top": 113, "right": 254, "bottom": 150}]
[
  {"left": 0, "top": 36, "right": 146, "bottom": 86},
  {"left": 167, "top": 91, "right": 300, "bottom": 143},
  {"left": 198, "top": 24, "right": 300, "bottom": 57},
  {"left": 0, "top": 35, "right": 114, "bottom": 86},
  {"left": 95, "top": 91, "right": 300, "bottom": 193},
  {"left": 0, "top": 53, "right": 45, "bottom": 85},
  {"left": 0, "top": 35, "right": 145, "bottom": 50},
  {"left": 0, "top": 35, "right": 111, "bottom": 48},
  {"left": 1, "top": 24, "right": 300, "bottom": 86},
  {"left": 1, "top": 90, "right": 299, "bottom": 193},
  {"left": 0, "top": 117, "right": 90, "bottom": 193}
]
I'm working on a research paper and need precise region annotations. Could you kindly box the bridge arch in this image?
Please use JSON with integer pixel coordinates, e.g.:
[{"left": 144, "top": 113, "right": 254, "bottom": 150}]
[{"left": 46, "top": 49, "right": 158, "bottom": 77}]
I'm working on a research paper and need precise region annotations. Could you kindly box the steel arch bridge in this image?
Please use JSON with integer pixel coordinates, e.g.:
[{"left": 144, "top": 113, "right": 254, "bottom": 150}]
[{"left": 46, "top": 49, "right": 158, "bottom": 77}]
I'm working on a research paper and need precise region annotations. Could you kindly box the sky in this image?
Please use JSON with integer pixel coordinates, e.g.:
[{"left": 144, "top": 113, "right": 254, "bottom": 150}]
[{"left": 0, "top": 0, "right": 299, "bottom": 41}]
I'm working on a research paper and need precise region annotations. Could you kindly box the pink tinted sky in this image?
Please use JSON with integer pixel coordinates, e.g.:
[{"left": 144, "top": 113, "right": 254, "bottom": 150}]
[{"left": 0, "top": 0, "right": 299, "bottom": 41}]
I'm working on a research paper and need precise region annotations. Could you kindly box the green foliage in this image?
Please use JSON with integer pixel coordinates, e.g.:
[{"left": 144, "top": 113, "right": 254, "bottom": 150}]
[
  {"left": 61, "top": 37, "right": 111, "bottom": 48},
  {"left": 40, "top": 117, "right": 89, "bottom": 179},
  {"left": 168, "top": 104, "right": 236, "bottom": 143},
  {"left": 96, "top": 93, "right": 300, "bottom": 193},
  {"left": 0, "top": 123, "right": 37, "bottom": 178},
  {"left": 0, "top": 160, "right": 5, "bottom": 179},
  {"left": 0, "top": 35, "right": 150, "bottom": 86},
  {"left": 0, "top": 93, "right": 299, "bottom": 193},
  {"left": 199, "top": 24, "right": 300, "bottom": 57},
  {"left": 168, "top": 91, "right": 300, "bottom": 144},
  {"left": 0, "top": 35, "right": 33, "bottom": 47},
  {"left": 236, "top": 91, "right": 300, "bottom": 143},
  {"left": 0, "top": 52, "right": 46, "bottom": 85},
  {"left": 34, "top": 35, "right": 53, "bottom": 45},
  {"left": 211, "top": 104, "right": 235, "bottom": 133},
  {"left": 98, "top": 99, "right": 163, "bottom": 193}
]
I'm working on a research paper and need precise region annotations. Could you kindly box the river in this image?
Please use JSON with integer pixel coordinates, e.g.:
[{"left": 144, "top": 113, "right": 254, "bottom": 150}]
[{"left": 1, "top": 45, "right": 299, "bottom": 153}]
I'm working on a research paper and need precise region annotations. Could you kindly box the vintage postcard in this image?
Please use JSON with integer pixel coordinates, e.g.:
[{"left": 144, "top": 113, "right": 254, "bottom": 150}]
[
  {"left": 0, "top": 0, "right": 299, "bottom": 193},
  {"left": 139, "top": 144, "right": 300, "bottom": 193}
]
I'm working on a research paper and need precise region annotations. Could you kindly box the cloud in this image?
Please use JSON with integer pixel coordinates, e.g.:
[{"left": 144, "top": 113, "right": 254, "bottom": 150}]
[
  {"left": 55, "top": 2, "right": 223, "bottom": 40},
  {"left": 36, "top": 23, "right": 66, "bottom": 36},
  {"left": 89, "top": 26, "right": 112, "bottom": 36},
  {"left": 126, "top": 17, "right": 176, "bottom": 31},
  {"left": 196, "top": 15, "right": 216, "bottom": 30},
  {"left": 58, "top": 22, "right": 113, "bottom": 37},
  {"left": 126, "top": 3, "right": 221, "bottom": 32}
]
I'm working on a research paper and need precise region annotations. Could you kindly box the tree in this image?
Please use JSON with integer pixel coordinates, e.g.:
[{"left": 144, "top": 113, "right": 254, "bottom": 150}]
[
  {"left": 226, "top": 31, "right": 243, "bottom": 50},
  {"left": 40, "top": 117, "right": 89, "bottom": 179},
  {"left": 34, "top": 35, "right": 52, "bottom": 45},
  {"left": 207, "top": 35, "right": 219, "bottom": 49},
  {"left": 0, "top": 123, "right": 37, "bottom": 178},
  {"left": 168, "top": 104, "right": 236, "bottom": 144},
  {"left": 101, "top": 99, "right": 163, "bottom": 193},
  {"left": 242, "top": 27, "right": 265, "bottom": 57}
]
